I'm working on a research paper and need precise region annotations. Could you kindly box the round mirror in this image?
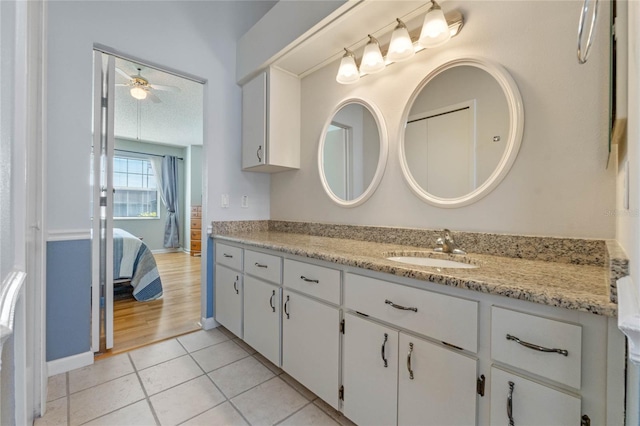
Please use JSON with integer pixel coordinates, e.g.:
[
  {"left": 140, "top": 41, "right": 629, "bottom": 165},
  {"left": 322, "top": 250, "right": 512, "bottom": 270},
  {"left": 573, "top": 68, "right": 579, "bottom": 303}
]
[
  {"left": 399, "top": 57, "right": 524, "bottom": 208},
  {"left": 319, "top": 99, "right": 388, "bottom": 207}
]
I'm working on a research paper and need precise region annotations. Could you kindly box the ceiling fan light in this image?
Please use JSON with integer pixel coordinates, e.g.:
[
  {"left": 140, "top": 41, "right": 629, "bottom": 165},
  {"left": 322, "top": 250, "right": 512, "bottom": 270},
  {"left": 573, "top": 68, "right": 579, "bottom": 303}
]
[
  {"left": 130, "top": 86, "right": 147, "bottom": 100},
  {"left": 336, "top": 48, "right": 360, "bottom": 84},
  {"left": 360, "top": 35, "right": 385, "bottom": 74},
  {"left": 419, "top": 1, "right": 451, "bottom": 48},
  {"left": 387, "top": 18, "right": 415, "bottom": 62}
]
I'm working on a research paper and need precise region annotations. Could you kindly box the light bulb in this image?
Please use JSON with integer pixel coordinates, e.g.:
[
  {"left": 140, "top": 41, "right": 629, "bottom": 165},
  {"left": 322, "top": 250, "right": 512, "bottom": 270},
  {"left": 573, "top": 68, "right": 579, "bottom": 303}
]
[
  {"left": 360, "top": 35, "right": 385, "bottom": 74},
  {"left": 130, "top": 86, "right": 147, "bottom": 100},
  {"left": 387, "top": 18, "right": 415, "bottom": 62},
  {"left": 336, "top": 49, "right": 360, "bottom": 84},
  {"left": 419, "top": 1, "right": 451, "bottom": 48}
]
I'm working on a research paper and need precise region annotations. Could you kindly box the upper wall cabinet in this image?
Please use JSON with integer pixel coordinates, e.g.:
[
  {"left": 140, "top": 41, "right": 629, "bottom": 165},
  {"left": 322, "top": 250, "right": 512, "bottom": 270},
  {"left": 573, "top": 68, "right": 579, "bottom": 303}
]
[{"left": 242, "top": 67, "right": 301, "bottom": 173}]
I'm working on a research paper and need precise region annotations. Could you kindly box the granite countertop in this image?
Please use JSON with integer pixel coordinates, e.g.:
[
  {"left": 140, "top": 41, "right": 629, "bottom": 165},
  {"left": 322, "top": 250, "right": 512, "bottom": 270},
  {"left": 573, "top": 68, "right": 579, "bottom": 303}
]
[{"left": 213, "top": 230, "right": 617, "bottom": 317}]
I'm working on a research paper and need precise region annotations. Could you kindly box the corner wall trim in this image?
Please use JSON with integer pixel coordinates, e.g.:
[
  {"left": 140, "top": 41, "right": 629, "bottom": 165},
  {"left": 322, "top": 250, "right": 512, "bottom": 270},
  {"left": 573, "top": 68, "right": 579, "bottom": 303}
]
[
  {"left": 200, "top": 317, "right": 219, "bottom": 331},
  {"left": 47, "top": 229, "right": 91, "bottom": 242},
  {"left": 47, "top": 351, "right": 93, "bottom": 376}
]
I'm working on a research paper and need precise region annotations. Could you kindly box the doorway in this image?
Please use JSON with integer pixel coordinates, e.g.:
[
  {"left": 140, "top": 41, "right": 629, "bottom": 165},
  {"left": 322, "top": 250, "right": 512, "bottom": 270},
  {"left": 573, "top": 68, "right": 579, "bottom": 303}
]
[{"left": 92, "top": 51, "right": 205, "bottom": 357}]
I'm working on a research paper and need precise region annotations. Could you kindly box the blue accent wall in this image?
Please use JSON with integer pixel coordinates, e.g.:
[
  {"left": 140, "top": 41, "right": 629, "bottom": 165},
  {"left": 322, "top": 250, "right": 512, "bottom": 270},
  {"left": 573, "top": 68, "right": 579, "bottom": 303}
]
[
  {"left": 207, "top": 237, "right": 214, "bottom": 318},
  {"left": 46, "top": 239, "right": 92, "bottom": 361}
]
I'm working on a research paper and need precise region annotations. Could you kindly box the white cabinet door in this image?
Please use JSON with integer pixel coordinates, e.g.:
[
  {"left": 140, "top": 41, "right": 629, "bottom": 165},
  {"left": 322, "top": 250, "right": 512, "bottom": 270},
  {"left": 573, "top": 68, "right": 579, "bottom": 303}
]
[
  {"left": 244, "top": 276, "right": 281, "bottom": 366},
  {"left": 214, "top": 264, "right": 243, "bottom": 338},
  {"left": 242, "top": 71, "right": 267, "bottom": 170},
  {"left": 343, "top": 313, "right": 398, "bottom": 426},
  {"left": 398, "top": 333, "right": 477, "bottom": 426},
  {"left": 490, "top": 367, "right": 581, "bottom": 426},
  {"left": 282, "top": 290, "right": 340, "bottom": 409}
]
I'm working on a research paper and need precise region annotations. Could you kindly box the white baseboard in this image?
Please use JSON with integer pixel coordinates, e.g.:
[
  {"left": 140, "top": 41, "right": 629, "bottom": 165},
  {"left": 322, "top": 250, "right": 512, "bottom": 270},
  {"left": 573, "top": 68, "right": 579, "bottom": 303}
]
[
  {"left": 47, "top": 229, "right": 91, "bottom": 242},
  {"left": 199, "top": 317, "right": 219, "bottom": 330},
  {"left": 47, "top": 351, "right": 93, "bottom": 376}
]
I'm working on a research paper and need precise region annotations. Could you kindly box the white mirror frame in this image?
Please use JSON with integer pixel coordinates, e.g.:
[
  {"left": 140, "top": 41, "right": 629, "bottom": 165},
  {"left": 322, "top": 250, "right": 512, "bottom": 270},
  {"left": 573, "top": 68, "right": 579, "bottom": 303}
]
[
  {"left": 318, "top": 98, "right": 389, "bottom": 207},
  {"left": 399, "top": 56, "right": 524, "bottom": 208}
]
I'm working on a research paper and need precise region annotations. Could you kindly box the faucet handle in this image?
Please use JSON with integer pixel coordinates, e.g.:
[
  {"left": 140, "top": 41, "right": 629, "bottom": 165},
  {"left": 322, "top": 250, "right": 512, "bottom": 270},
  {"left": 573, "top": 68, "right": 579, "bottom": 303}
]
[{"left": 435, "top": 237, "right": 444, "bottom": 245}]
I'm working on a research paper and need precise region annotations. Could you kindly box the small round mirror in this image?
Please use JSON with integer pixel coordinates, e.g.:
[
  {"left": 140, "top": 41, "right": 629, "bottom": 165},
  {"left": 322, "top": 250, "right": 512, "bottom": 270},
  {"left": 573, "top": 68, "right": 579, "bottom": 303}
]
[
  {"left": 400, "top": 57, "right": 524, "bottom": 208},
  {"left": 319, "top": 99, "right": 388, "bottom": 207}
]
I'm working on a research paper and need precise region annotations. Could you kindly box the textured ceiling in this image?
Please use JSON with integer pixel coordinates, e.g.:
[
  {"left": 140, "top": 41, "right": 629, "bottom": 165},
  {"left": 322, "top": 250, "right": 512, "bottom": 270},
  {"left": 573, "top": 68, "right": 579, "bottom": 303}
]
[{"left": 114, "top": 57, "right": 204, "bottom": 147}]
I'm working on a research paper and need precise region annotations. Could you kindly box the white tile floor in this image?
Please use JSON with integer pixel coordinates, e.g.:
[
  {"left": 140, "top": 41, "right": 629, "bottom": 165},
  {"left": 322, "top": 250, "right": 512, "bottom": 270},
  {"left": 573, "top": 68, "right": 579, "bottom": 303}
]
[{"left": 36, "top": 327, "right": 356, "bottom": 426}]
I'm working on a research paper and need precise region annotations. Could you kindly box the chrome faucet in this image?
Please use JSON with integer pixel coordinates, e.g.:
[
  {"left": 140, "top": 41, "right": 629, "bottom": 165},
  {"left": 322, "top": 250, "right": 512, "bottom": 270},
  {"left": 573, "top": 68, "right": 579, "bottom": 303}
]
[{"left": 434, "top": 229, "right": 466, "bottom": 255}]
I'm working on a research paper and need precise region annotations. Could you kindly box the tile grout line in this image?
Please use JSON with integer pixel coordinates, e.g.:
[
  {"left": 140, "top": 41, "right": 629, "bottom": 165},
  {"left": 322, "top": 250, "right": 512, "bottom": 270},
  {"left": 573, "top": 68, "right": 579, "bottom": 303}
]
[
  {"left": 127, "top": 351, "right": 162, "bottom": 426},
  {"left": 273, "top": 400, "right": 315, "bottom": 426}
]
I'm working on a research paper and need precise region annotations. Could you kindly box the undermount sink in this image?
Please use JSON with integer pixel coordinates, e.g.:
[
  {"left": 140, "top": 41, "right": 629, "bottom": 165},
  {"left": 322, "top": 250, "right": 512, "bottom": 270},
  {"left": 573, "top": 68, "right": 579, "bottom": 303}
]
[{"left": 386, "top": 256, "right": 478, "bottom": 269}]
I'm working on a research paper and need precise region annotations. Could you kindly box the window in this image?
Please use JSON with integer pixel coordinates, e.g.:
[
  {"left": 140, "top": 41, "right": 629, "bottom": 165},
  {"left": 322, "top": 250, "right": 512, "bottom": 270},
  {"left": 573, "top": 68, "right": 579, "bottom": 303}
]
[{"left": 113, "top": 156, "right": 159, "bottom": 219}]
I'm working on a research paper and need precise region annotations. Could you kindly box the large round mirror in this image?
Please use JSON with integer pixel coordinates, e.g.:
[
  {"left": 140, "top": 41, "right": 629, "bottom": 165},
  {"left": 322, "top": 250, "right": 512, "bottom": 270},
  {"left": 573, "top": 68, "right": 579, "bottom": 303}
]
[
  {"left": 319, "top": 99, "right": 388, "bottom": 207},
  {"left": 399, "top": 57, "right": 524, "bottom": 208}
]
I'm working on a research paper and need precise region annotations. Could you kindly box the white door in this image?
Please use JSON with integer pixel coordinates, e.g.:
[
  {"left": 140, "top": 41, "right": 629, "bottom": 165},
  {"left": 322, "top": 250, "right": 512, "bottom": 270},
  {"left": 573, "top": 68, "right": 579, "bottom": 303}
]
[
  {"left": 323, "top": 125, "right": 350, "bottom": 199},
  {"left": 241, "top": 71, "right": 266, "bottom": 169},
  {"left": 398, "top": 333, "right": 477, "bottom": 426},
  {"left": 243, "top": 276, "right": 280, "bottom": 366},
  {"left": 214, "top": 265, "right": 243, "bottom": 338},
  {"left": 282, "top": 290, "right": 340, "bottom": 409},
  {"left": 342, "top": 313, "right": 398, "bottom": 426},
  {"left": 490, "top": 367, "right": 581, "bottom": 426},
  {"left": 91, "top": 51, "right": 116, "bottom": 352}
]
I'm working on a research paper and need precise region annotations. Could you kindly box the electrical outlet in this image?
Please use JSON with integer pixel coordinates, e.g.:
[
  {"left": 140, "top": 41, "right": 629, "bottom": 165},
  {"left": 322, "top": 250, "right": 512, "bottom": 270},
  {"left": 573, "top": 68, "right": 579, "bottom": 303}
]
[
  {"left": 241, "top": 195, "right": 249, "bottom": 208},
  {"left": 221, "top": 194, "right": 229, "bottom": 208}
]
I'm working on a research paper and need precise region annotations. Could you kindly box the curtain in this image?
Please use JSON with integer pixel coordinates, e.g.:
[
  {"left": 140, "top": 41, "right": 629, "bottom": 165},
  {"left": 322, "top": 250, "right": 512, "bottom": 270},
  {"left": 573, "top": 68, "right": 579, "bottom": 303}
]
[{"left": 150, "top": 156, "right": 180, "bottom": 248}]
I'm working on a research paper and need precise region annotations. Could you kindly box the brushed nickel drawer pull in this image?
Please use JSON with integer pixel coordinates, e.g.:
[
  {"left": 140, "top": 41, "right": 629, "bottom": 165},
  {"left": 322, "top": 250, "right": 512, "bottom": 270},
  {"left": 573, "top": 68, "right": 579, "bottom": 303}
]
[
  {"left": 385, "top": 299, "right": 418, "bottom": 312},
  {"left": 233, "top": 276, "right": 239, "bottom": 295},
  {"left": 269, "top": 290, "right": 276, "bottom": 313},
  {"left": 381, "top": 333, "right": 389, "bottom": 368},
  {"left": 223, "top": 253, "right": 233, "bottom": 258},
  {"left": 255, "top": 262, "right": 268, "bottom": 268},
  {"left": 506, "top": 334, "right": 568, "bottom": 356},
  {"left": 300, "top": 276, "right": 319, "bottom": 283},
  {"left": 284, "top": 295, "right": 290, "bottom": 319},
  {"left": 507, "top": 381, "right": 515, "bottom": 426},
  {"left": 407, "top": 342, "right": 414, "bottom": 380}
]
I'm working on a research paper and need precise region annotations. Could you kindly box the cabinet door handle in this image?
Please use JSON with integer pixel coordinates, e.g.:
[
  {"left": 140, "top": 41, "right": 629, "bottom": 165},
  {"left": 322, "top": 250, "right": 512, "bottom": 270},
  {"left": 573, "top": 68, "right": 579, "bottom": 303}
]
[
  {"left": 381, "top": 333, "right": 389, "bottom": 368},
  {"left": 257, "top": 145, "right": 263, "bottom": 162},
  {"left": 284, "top": 295, "right": 290, "bottom": 319},
  {"left": 269, "top": 290, "right": 276, "bottom": 313},
  {"left": 223, "top": 253, "right": 233, "bottom": 258},
  {"left": 506, "top": 334, "right": 568, "bottom": 356},
  {"left": 233, "top": 276, "right": 239, "bottom": 295},
  {"left": 300, "top": 276, "right": 319, "bottom": 283},
  {"left": 385, "top": 299, "right": 418, "bottom": 312},
  {"left": 255, "top": 262, "right": 268, "bottom": 268},
  {"left": 407, "top": 342, "right": 414, "bottom": 380},
  {"left": 507, "top": 381, "right": 515, "bottom": 426}
]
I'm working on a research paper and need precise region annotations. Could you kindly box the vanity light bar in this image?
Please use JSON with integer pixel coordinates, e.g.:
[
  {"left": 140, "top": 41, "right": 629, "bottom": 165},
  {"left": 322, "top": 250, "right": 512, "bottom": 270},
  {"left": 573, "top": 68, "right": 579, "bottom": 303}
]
[{"left": 336, "top": 9, "right": 464, "bottom": 84}]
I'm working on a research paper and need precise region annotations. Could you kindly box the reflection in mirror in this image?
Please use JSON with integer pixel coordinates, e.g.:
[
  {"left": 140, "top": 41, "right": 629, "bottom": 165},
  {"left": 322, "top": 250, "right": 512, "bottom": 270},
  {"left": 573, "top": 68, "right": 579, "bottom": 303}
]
[
  {"left": 319, "top": 100, "right": 387, "bottom": 207},
  {"left": 400, "top": 58, "right": 523, "bottom": 208}
]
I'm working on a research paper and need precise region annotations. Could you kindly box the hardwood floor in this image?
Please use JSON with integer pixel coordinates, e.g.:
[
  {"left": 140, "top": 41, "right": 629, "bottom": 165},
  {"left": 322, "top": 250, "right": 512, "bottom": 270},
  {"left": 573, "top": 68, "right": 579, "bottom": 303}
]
[{"left": 96, "top": 251, "right": 202, "bottom": 359}]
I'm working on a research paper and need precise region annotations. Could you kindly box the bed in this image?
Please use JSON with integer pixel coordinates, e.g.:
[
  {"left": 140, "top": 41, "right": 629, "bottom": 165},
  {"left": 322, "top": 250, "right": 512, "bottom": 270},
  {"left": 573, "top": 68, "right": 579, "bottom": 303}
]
[{"left": 113, "top": 228, "right": 163, "bottom": 301}]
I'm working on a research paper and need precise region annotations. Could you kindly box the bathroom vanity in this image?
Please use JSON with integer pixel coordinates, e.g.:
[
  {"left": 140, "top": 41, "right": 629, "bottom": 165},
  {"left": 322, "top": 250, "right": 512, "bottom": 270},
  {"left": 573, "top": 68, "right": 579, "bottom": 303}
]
[{"left": 212, "top": 223, "right": 625, "bottom": 426}]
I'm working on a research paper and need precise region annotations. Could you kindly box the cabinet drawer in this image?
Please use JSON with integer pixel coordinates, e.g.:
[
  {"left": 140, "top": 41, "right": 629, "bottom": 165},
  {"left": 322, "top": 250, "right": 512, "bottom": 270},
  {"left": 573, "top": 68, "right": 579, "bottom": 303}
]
[
  {"left": 190, "top": 240, "right": 201, "bottom": 251},
  {"left": 244, "top": 250, "right": 282, "bottom": 284},
  {"left": 491, "top": 307, "right": 581, "bottom": 389},
  {"left": 190, "top": 230, "right": 200, "bottom": 240},
  {"left": 345, "top": 273, "right": 478, "bottom": 352},
  {"left": 215, "top": 242, "right": 243, "bottom": 270},
  {"left": 283, "top": 259, "right": 340, "bottom": 305},
  {"left": 490, "top": 367, "right": 580, "bottom": 425},
  {"left": 191, "top": 206, "right": 201, "bottom": 217},
  {"left": 191, "top": 218, "right": 201, "bottom": 229}
]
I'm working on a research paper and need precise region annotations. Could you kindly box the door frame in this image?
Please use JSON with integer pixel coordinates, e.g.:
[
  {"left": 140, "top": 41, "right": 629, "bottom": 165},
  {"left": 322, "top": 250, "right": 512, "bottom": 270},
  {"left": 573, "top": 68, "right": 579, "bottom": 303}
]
[{"left": 90, "top": 45, "right": 209, "bottom": 349}]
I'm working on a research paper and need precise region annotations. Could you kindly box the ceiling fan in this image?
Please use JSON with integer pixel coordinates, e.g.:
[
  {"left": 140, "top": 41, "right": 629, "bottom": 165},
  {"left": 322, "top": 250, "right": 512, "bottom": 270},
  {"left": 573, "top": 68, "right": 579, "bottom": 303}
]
[{"left": 116, "top": 67, "right": 180, "bottom": 103}]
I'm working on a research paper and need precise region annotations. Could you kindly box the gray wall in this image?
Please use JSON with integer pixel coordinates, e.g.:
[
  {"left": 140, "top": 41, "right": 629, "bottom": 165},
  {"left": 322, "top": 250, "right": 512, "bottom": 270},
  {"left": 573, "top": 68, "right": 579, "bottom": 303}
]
[
  {"left": 114, "top": 138, "right": 186, "bottom": 251},
  {"left": 271, "top": 1, "right": 615, "bottom": 239}
]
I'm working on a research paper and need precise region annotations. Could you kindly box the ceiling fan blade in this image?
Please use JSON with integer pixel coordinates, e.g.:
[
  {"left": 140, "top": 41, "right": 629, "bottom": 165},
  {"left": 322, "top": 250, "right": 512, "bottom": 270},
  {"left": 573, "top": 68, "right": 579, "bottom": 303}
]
[
  {"left": 149, "top": 84, "right": 180, "bottom": 93},
  {"left": 146, "top": 91, "right": 162, "bottom": 103},
  {"left": 115, "top": 67, "right": 133, "bottom": 81}
]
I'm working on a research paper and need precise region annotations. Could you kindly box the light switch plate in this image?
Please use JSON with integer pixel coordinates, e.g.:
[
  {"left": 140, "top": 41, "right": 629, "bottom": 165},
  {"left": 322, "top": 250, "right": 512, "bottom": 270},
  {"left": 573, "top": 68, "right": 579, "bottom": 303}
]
[
  {"left": 241, "top": 195, "right": 249, "bottom": 208},
  {"left": 221, "top": 194, "right": 229, "bottom": 208}
]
